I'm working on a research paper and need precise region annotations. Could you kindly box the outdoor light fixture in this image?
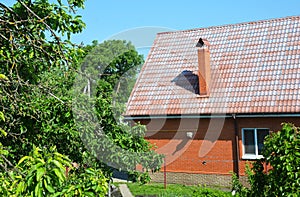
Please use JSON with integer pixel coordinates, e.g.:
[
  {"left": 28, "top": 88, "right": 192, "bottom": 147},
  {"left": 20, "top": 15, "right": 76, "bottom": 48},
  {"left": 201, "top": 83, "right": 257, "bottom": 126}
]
[{"left": 186, "top": 131, "right": 194, "bottom": 139}]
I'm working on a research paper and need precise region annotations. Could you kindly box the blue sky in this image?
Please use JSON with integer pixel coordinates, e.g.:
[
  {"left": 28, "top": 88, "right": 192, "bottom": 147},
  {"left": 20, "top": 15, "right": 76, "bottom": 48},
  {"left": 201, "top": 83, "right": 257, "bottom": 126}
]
[
  {"left": 71, "top": 0, "right": 300, "bottom": 45},
  {"left": 3, "top": 0, "right": 300, "bottom": 53}
]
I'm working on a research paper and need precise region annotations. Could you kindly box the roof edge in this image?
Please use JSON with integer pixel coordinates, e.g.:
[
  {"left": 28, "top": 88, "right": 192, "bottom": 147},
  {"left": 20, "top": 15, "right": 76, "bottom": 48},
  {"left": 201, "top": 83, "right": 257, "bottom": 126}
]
[
  {"left": 157, "top": 15, "right": 300, "bottom": 35},
  {"left": 124, "top": 113, "right": 300, "bottom": 120}
]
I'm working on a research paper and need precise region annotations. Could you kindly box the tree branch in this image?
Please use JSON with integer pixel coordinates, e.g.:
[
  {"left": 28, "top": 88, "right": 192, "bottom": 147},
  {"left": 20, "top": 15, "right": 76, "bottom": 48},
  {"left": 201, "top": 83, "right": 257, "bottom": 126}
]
[
  {"left": 17, "top": 0, "right": 69, "bottom": 66},
  {"left": 0, "top": 154, "right": 25, "bottom": 176},
  {"left": 0, "top": 162, "right": 13, "bottom": 181}
]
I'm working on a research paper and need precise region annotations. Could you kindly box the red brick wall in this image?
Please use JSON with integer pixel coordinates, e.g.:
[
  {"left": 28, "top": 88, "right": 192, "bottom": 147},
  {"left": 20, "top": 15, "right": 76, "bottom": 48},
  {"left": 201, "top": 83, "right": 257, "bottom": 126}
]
[
  {"left": 139, "top": 116, "right": 300, "bottom": 177},
  {"left": 236, "top": 117, "right": 300, "bottom": 176}
]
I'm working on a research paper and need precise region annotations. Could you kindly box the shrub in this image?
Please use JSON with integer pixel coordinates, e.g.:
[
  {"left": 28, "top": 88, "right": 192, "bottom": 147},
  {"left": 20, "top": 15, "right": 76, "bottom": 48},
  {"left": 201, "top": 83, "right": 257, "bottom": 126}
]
[
  {"left": 233, "top": 123, "right": 300, "bottom": 196},
  {"left": 262, "top": 123, "right": 300, "bottom": 196},
  {"left": 0, "top": 146, "right": 108, "bottom": 196}
]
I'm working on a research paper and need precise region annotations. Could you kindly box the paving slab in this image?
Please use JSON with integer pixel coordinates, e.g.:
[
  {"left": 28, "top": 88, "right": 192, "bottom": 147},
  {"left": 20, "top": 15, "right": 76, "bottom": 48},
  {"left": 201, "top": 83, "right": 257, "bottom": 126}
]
[{"left": 119, "top": 184, "right": 134, "bottom": 197}]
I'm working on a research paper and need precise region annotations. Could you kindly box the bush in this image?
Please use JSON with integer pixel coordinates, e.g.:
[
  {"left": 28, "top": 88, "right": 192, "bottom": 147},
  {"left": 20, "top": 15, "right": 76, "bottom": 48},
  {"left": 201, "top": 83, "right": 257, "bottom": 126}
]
[
  {"left": 128, "top": 171, "right": 152, "bottom": 184},
  {"left": 262, "top": 123, "right": 300, "bottom": 196},
  {"left": 57, "top": 168, "right": 108, "bottom": 196},
  {"left": 0, "top": 146, "right": 108, "bottom": 196},
  {"left": 231, "top": 172, "right": 248, "bottom": 196},
  {"left": 233, "top": 123, "right": 300, "bottom": 196}
]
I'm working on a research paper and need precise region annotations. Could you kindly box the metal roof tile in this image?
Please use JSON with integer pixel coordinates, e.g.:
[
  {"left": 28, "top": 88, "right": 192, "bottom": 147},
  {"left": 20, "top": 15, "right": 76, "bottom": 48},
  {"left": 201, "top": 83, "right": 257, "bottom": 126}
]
[{"left": 125, "top": 16, "right": 300, "bottom": 116}]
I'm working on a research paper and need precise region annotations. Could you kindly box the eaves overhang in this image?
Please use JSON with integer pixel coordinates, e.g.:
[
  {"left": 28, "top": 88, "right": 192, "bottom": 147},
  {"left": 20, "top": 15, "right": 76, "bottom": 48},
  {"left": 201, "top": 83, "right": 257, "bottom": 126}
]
[{"left": 124, "top": 113, "right": 300, "bottom": 121}]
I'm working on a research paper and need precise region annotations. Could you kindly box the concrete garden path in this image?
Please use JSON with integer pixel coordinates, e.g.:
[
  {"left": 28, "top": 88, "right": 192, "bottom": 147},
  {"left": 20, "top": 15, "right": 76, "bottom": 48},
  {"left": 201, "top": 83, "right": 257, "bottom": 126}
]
[{"left": 118, "top": 184, "right": 134, "bottom": 197}]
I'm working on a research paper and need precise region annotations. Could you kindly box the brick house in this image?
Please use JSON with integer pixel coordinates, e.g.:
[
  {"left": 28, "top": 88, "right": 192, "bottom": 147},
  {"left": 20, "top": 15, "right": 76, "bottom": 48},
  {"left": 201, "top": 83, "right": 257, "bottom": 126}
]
[{"left": 124, "top": 16, "right": 300, "bottom": 186}]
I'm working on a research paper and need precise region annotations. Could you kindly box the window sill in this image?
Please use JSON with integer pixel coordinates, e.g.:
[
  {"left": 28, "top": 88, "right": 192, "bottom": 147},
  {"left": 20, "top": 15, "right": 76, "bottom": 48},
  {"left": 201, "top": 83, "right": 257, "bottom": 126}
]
[{"left": 242, "top": 155, "right": 264, "bottom": 160}]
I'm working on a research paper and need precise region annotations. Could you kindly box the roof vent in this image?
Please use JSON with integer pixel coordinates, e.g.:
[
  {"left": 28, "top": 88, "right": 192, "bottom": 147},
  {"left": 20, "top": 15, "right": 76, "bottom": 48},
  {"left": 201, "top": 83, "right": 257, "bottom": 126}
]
[{"left": 196, "top": 38, "right": 211, "bottom": 96}]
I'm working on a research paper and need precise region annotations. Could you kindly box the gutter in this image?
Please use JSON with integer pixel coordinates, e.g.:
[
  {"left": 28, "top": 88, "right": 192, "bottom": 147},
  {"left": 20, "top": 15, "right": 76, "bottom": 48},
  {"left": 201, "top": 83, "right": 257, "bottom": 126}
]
[
  {"left": 124, "top": 113, "right": 300, "bottom": 120},
  {"left": 232, "top": 114, "right": 240, "bottom": 178}
]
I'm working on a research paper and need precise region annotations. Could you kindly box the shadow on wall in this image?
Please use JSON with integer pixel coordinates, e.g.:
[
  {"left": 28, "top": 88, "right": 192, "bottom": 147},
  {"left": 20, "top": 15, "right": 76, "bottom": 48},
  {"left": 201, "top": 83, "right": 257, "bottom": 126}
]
[
  {"left": 172, "top": 138, "right": 189, "bottom": 155},
  {"left": 171, "top": 70, "right": 199, "bottom": 94}
]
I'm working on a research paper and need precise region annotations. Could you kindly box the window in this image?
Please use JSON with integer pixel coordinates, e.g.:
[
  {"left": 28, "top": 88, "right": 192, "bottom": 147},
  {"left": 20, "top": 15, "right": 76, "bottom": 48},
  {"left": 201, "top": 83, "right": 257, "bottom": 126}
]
[{"left": 242, "top": 128, "right": 269, "bottom": 159}]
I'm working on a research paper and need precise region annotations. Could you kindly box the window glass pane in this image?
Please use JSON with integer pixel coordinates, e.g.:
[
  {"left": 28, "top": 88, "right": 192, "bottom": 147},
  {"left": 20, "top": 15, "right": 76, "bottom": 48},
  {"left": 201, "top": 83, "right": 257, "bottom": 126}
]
[
  {"left": 257, "top": 129, "right": 269, "bottom": 154},
  {"left": 244, "top": 129, "right": 255, "bottom": 154}
]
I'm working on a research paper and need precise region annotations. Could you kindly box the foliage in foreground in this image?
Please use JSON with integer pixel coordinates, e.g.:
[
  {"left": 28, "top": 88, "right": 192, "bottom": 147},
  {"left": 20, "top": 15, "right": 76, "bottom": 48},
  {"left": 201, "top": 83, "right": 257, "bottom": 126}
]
[
  {"left": 232, "top": 123, "right": 300, "bottom": 197},
  {"left": 126, "top": 183, "right": 231, "bottom": 197},
  {"left": 0, "top": 0, "right": 163, "bottom": 190},
  {"left": 0, "top": 0, "right": 86, "bottom": 164},
  {"left": 0, "top": 146, "right": 108, "bottom": 196}
]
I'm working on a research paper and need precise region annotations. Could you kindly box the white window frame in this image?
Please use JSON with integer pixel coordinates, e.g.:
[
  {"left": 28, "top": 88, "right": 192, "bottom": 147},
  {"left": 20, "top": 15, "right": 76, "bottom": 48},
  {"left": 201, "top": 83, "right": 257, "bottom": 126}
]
[{"left": 241, "top": 128, "right": 269, "bottom": 160}]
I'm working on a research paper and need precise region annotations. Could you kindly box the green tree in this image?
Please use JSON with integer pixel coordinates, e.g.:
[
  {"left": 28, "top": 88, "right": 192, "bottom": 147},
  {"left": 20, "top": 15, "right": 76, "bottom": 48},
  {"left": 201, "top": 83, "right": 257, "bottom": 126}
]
[
  {"left": 74, "top": 40, "right": 163, "bottom": 182},
  {"left": 0, "top": 0, "right": 86, "bottom": 162},
  {"left": 0, "top": 1, "right": 109, "bottom": 195},
  {"left": 81, "top": 39, "right": 143, "bottom": 102},
  {"left": 0, "top": 0, "right": 163, "bottom": 189}
]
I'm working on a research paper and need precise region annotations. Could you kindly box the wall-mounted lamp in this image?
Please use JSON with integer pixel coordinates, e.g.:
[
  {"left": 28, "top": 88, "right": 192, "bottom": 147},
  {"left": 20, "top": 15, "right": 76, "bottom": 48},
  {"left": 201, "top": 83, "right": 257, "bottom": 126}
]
[{"left": 186, "top": 132, "right": 194, "bottom": 139}]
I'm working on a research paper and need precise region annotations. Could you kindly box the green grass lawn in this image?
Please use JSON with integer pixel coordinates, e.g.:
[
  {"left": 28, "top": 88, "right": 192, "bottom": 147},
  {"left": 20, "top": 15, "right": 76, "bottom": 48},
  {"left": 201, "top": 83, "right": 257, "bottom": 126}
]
[{"left": 125, "top": 183, "right": 232, "bottom": 197}]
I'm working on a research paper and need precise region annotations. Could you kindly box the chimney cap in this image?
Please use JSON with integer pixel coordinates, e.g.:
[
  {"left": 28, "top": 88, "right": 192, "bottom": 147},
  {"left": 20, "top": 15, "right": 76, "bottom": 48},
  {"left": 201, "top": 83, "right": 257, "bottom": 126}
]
[{"left": 196, "top": 38, "right": 210, "bottom": 48}]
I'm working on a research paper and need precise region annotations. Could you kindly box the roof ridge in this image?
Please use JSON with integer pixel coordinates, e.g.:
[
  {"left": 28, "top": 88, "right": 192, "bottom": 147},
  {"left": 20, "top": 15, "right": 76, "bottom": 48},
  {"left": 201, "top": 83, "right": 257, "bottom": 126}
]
[{"left": 157, "top": 15, "right": 300, "bottom": 35}]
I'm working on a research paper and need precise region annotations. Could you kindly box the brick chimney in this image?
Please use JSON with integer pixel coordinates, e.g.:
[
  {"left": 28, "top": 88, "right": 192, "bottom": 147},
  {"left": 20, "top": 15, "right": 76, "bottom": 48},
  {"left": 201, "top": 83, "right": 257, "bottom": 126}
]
[{"left": 196, "top": 38, "right": 211, "bottom": 96}]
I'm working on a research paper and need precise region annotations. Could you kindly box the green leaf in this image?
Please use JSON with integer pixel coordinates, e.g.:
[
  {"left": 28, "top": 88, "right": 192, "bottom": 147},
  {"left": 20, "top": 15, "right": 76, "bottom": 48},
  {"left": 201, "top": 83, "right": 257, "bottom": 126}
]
[
  {"left": 66, "top": 185, "right": 75, "bottom": 193},
  {"left": 36, "top": 167, "right": 45, "bottom": 181},
  {"left": 84, "top": 191, "right": 95, "bottom": 197},
  {"left": 53, "top": 152, "right": 65, "bottom": 158},
  {"left": 16, "top": 181, "right": 25, "bottom": 194},
  {"left": 0, "top": 128, "right": 7, "bottom": 137},
  {"left": 27, "top": 175, "right": 34, "bottom": 187},
  {"left": 0, "top": 112, "right": 5, "bottom": 122},
  {"left": 51, "top": 159, "right": 64, "bottom": 170},
  {"left": 29, "top": 51, "right": 34, "bottom": 59},
  {"left": 18, "top": 156, "right": 32, "bottom": 165},
  {"left": 34, "top": 182, "right": 41, "bottom": 197},
  {"left": 36, "top": 158, "right": 46, "bottom": 165},
  {"left": 53, "top": 168, "right": 65, "bottom": 182},
  {"left": 26, "top": 163, "right": 44, "bottom": 179},
  {"left": 33, "top": 146, "right": 41, "bottom": 157},
  {"left": 0, "top": 74, "right": 8, "bottom": 81},
  {"left": 44, "top": 179, "right": 55, "bottom": 193}
]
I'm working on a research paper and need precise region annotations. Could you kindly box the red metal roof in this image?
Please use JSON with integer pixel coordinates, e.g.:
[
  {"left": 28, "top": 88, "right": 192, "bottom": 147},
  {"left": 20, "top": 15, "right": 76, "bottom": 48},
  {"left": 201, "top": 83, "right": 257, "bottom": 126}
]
[{"left": 125, "top": 16, "right": 300, "bottom": 116}]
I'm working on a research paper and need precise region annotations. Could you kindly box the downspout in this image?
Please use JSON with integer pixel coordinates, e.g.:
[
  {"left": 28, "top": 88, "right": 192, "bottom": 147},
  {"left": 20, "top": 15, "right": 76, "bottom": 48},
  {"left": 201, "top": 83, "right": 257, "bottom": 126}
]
[{"left": 232, "top": 114, "right": 240, "bottom": 178}]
